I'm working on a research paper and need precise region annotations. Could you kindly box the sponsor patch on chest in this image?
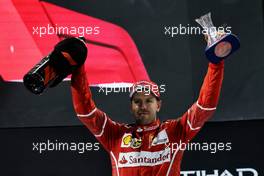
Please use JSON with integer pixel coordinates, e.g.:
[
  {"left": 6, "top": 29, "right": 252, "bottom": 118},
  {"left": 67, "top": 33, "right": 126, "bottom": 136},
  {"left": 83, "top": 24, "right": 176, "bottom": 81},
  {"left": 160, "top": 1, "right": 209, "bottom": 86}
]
[
  {"left": 118, "top": 148, "right": 171, "bottom": 167},
  {"left": 151, "top": 129, "right": 169, "bottom": 146},
  {"left": 121, "top": 133, "right": 142, "bottom": 148},
  {"left": 120, "top": 129, "right": 169, "bottom": 149}
]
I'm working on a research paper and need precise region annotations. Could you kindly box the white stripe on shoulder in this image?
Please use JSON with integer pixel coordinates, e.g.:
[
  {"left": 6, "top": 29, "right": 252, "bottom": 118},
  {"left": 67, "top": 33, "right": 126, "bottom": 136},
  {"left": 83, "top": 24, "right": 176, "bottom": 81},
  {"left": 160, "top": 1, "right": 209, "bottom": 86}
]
[
  {"left": 187, "top": 119, "right": 201, "bottom": 131},
  {"left": 110, "top": 151, "right": 119, "bottom": 176},
  {"left": 94, "top": 113, "right": 108, "bottom": 137},
  {"left": 187, "top": 109, "right": 201, "bottom": 131},
  {"left": 77, "top": 108, "right": 97, "bottom": 117},
  {"left": 196, "top": 102, "right": 216, "bottom": 111},
  {"left": 166, "top": 147, "right": 180, "bottom": 176}
]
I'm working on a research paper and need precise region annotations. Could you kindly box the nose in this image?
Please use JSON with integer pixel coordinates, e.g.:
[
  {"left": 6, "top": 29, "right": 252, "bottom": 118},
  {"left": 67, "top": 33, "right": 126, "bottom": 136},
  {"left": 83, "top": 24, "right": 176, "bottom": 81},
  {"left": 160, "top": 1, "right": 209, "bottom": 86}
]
[{"left": 139, "top": 102, "right": 147, "bottom": 110}]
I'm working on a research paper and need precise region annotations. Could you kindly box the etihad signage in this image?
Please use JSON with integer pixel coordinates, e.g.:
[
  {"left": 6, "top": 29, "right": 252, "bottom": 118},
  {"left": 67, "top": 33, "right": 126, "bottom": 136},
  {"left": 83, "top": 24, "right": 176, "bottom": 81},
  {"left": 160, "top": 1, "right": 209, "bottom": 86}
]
[{"left": 180, "top": 168, "right": 258, "bottom": 176}]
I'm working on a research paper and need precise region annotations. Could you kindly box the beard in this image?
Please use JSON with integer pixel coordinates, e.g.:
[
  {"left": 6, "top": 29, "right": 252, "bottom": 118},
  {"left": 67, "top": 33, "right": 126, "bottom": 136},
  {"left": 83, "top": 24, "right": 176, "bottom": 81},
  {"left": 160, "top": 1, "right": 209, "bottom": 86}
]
[{"left": 134, "top": 112, "right": 156, "bottom": 125}]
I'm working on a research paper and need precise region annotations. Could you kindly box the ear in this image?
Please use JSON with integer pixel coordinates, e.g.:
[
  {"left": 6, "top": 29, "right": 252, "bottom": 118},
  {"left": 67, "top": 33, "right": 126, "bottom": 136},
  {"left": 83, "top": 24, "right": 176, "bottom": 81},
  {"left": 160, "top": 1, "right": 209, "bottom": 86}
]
[{"left": 156, "top": 100, "right": 162, "bottom": 112}]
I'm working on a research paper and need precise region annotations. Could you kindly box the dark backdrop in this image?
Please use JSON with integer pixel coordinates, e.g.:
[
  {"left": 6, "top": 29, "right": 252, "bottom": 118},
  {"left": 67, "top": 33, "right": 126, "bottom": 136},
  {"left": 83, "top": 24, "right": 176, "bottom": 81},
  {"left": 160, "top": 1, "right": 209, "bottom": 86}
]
[{"left": 0, "top": 0, "right": 263, "bottom": 127}]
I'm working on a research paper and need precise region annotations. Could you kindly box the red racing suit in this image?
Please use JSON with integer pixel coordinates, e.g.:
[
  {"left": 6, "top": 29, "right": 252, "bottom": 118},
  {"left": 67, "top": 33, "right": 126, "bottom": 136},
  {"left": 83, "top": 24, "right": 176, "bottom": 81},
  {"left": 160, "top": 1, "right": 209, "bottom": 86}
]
[{"left": 71, "top": 62, "right": 224, "bottom": 176}]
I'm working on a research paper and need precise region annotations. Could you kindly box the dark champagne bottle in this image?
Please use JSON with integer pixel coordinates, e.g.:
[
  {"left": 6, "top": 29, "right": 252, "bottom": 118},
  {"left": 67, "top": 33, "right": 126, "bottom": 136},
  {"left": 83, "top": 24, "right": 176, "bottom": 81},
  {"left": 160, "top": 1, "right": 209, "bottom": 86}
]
[{"left": 23, "top": 37, "right": 87, "bottom": 94}]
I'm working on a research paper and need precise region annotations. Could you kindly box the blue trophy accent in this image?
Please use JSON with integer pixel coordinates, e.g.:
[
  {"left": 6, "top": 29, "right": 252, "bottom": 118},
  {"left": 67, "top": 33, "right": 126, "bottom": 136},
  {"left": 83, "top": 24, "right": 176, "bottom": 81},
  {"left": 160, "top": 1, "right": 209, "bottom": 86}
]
[
  {"left": 205, "top": 33, "right": 240, "bottom": 64},
  {"left": 196, "top": 12, "right": 240, "bottom": 64}
]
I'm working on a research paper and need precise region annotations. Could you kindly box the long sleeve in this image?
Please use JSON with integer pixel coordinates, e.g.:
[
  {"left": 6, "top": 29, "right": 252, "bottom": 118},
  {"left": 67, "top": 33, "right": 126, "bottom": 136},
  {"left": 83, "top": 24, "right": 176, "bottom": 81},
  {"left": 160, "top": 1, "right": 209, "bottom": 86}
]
[
  {"left": 71, "top": 65, "right": 96, "bottom": 115},
  {"left": 197, "top": 61, "right": 224, "bottom": 110},
  {"left": 168, "top": 61, "right": 224, "bottom": 141},
  {"left": 70, "top": 66, "right": 123, "bottom": 151}
]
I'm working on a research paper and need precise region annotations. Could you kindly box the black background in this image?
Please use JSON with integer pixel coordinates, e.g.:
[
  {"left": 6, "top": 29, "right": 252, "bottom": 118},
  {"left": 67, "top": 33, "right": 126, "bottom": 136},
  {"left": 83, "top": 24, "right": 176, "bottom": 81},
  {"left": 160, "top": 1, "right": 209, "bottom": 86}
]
[{"left": 1, "top": 0, "right": 264, "bottom": 127}]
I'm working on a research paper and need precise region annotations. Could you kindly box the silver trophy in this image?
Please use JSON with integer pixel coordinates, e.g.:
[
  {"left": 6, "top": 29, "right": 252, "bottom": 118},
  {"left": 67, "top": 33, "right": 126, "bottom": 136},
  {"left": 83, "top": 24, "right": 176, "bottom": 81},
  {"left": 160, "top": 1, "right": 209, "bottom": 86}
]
[{"left": 195, "top": 12, "right": 240, "bottom": 63}]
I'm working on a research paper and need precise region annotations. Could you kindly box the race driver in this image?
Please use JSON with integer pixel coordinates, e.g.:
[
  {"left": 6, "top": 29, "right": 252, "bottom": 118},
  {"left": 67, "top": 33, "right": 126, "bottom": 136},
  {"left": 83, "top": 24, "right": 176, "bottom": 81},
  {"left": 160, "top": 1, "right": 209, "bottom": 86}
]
[{"left": 70, "top": 52, "right": 224, "bottom": 175}]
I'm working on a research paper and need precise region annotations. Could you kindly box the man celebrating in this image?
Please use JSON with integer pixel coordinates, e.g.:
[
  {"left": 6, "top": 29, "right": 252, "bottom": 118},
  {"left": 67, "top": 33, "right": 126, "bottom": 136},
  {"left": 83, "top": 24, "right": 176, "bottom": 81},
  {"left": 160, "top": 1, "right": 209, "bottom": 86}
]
[{"left": 70, "top": 53, "right": 224, "bottom": 176}]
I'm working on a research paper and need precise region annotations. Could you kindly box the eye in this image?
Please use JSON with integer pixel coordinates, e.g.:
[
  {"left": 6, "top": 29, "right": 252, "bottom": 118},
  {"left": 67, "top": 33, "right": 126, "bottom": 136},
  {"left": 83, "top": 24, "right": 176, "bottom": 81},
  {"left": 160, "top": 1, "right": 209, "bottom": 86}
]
[
  {"left": 146, "top": 99, "right": 153, "bottom": 103},
  {"left": 133, "top": 99, "right": 140, "bottom": 104}
]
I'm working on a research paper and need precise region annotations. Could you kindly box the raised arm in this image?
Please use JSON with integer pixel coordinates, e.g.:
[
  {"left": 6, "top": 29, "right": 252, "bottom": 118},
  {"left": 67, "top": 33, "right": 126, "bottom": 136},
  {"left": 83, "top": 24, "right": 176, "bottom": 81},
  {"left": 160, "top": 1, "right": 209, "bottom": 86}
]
[
  {"left": 197, "top": 61, "right": 224, "bottom": 111},
  {"left": 71, "top": 65, "right": 122, "bottom": 151},
  {"left": 71, "top": 65, "right": 97, "bottom": 116},
  {"left": 174, "top": 61, "right": 224, "bottom": 141}
]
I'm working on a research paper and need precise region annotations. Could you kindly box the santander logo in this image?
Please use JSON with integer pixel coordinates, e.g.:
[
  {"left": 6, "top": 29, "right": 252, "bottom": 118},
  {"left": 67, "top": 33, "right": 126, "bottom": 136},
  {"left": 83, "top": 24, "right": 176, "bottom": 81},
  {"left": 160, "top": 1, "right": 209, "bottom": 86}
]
[
  {"left": 119, "top": 156, "right": 128, "bottom": 164},
  {"left": 118, "top": 148, "right": 171, "bottom": 167}
]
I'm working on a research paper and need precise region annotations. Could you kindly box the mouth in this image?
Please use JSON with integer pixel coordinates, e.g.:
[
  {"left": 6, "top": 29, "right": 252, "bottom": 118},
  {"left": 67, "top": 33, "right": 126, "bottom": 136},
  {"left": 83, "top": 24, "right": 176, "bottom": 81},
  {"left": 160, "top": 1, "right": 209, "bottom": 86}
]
[{"left": 138, "top": 111, "right": 149, "bottom": 116}]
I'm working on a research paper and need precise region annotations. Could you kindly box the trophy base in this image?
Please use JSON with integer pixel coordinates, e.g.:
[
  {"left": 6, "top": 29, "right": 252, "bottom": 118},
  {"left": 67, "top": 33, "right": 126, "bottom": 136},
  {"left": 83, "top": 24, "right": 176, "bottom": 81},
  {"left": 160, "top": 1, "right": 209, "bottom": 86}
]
[{"left": 205, "top": 34, "right": 240, "bottom": 64}]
